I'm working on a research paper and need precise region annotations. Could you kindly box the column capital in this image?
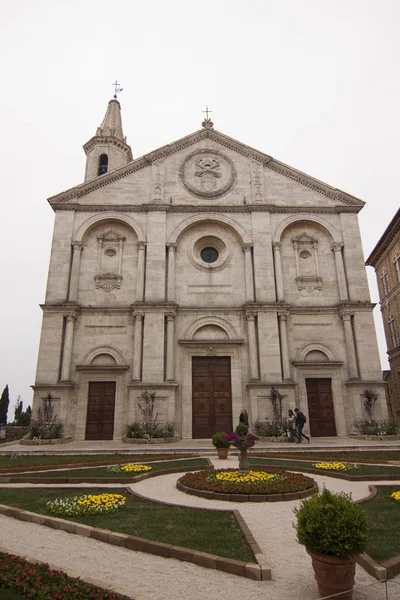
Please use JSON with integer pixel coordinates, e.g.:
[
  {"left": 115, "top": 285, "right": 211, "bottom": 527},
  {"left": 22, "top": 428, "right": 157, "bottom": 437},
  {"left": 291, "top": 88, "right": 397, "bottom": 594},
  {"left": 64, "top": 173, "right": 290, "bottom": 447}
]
[
  {"left": 331, "top": 242, "right": 344, "bottom": 252},
  {"left": 272, "top": 241, "right": 281, "bottom": 251},
  {"left": 166, "top": 243, "right": 177, "bottom": 251},
  {"left": 278, "top": 310, "right": 289, "bottom": 320},
  {"left": 242, "top": 243, "right": 253, "bottom": 253},
  {"left": 72, "top": 241, "right": 83, "bottom": 251},
  {"left": 165, "top": 312, "right": 176, "bottom": 321},
  {"left": 246, "top": 311, "right": 257, "bottom": 321},
  {"left": 339, "top": 308, "right": 353, "bottom": 321},
  {"left": 133, "top": 311, "right": 145, "bottom": 320},
  {"left": 137, "top": 241, "right": 147, "bottom": 250}
]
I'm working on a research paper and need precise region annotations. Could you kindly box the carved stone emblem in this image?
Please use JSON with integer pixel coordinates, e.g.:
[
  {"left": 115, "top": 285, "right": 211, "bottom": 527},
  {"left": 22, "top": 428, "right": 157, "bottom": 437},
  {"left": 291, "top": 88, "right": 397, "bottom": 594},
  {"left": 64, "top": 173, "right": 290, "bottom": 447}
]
[{"left": 179, "top": 149, "right": 236, "bottom": 198}]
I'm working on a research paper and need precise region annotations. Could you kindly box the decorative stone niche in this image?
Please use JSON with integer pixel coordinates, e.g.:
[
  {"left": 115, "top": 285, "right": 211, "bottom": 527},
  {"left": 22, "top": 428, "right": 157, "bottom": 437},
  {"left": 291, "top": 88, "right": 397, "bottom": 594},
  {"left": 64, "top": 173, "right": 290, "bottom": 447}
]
[
  {"left": 292, "top": 232, "right": 322, "bottom": 292},
  {"left": 94, "top": 229, "right": 125, "bottom": 292}
]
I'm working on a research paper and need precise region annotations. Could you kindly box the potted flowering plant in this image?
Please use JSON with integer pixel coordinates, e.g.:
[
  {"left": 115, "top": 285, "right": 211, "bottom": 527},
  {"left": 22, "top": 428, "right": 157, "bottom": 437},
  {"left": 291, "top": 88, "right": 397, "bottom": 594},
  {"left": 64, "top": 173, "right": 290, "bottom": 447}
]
[
  {"left": 294, "top": 487, "right": 369, "bottom": 600},
  {"left": 212, "top": 431, "right": 231, "bottom": 459},
  {"left": 224, "top": 423, "right": 259, "bottom": 469}
]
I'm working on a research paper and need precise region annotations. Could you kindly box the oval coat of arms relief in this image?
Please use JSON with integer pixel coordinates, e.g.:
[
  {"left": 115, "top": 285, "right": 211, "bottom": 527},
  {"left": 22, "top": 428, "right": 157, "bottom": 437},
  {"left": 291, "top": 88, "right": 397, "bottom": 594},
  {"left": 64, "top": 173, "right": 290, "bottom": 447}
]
[{"left": 179, "top": 149, "right": 236, "bottom": 198}]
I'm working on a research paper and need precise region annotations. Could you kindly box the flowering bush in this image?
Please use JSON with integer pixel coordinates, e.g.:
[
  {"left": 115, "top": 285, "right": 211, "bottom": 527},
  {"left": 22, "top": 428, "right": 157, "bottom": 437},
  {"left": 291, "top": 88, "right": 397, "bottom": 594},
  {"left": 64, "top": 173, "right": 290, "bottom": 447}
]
[
  {"left": 353, "top": 419, "right": 399, "bottom": 436},
  {"left": 224, "top": 431, "right": 259, "bottom": 450},
  {"left": 391, "top": 490, "right": 400, "bottom": 501},
  {"left": 46, "top": 493, "right": 126, "bottom": 517},
  {"left": 254, "top": 419, "right": 288, "bottom": 437},
  {"left": 0, "top": 551, "right": 129, "bottom": 599},
  {"left": 107, "top": 463, "right": 152, "bottom": 473},
  {"left": 313, "top": 462, "right": 358, "bottom": 472},
  {"left": 178, "top": 468, "right": 314, "bottom": 494}
]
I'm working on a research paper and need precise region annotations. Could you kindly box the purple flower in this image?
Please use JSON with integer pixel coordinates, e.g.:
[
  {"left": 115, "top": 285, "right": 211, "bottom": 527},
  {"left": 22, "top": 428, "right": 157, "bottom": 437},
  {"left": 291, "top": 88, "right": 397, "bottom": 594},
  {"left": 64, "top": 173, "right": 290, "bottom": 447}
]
[{"left": 223, "top": 432, "right": 259, "bottom": 449}]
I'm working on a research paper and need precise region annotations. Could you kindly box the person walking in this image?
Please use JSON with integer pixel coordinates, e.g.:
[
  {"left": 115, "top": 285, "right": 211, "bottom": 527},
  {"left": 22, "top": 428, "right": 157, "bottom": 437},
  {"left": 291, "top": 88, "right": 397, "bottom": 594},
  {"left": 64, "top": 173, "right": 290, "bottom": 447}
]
[
  {"left": 287, "top": 409, "right": 298, "bottom": 443},
  {"left": 294, "top": 408, "right": 310, "bottom": 443}
]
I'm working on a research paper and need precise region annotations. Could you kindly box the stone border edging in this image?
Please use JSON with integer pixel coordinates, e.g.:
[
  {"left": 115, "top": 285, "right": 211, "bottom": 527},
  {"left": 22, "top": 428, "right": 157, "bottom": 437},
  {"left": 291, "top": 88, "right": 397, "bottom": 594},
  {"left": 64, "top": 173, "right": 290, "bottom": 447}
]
[
  {"left": 355, "top": 485, "right": 400, "bottom": 580},
  {"left": 20, "top": 437, "right": 74, "bottom": 445},
  {"left": 0, "top": 485, "right": 271, "bottom": 581},
  {"left": 176, "top": 479, "right": 318, "bottom": 502},
  {"left": 350, "top": 434, "right": 400, "bottom": 441},
  {"left": 122, "top": 437, "right": 177, "bottom": 444}
]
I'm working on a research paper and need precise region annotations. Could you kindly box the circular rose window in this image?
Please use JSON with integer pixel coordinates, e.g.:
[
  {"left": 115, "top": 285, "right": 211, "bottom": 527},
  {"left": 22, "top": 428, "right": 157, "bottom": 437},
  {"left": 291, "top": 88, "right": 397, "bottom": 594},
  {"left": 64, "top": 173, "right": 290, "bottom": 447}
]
[
  {"left": 188, "top": 236, "right": 231, "bottom": 272},
  {"left": 200, "top": 247, "right": 219, "bottom": 263}
]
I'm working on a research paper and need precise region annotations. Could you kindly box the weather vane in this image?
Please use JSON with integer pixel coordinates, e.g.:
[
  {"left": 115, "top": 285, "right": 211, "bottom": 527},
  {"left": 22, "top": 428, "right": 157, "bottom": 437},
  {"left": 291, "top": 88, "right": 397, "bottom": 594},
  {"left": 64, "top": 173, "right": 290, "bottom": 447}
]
[{"left": 112, "top": 80, "right": 124, "bottom": 99}]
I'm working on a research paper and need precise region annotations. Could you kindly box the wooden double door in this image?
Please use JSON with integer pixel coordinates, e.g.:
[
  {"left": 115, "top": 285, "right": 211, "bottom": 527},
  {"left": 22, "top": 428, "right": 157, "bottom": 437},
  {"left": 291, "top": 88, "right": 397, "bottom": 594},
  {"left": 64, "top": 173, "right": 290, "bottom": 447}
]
[
  {"left": 85, "top": 381, "right": 116, "bottom": 440},
  {"left": 306, "top": 378, "right": 337, "bottom": 437},
  {"left": 192, "top": 357, "right": 232, "bottom": 438}
]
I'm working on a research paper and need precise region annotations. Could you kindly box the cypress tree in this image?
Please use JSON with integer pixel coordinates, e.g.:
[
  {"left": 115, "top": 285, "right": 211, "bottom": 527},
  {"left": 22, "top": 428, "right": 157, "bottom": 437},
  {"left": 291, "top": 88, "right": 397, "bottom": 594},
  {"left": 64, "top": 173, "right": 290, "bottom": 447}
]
[{"left": 0, "top": 385, "right": 10, "bottom": 424}]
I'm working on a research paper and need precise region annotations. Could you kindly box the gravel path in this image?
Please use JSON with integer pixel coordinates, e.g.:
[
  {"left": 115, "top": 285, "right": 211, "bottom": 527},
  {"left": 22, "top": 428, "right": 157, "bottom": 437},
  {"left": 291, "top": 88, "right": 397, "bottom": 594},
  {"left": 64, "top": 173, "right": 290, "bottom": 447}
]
[{"left": 0, "top": 457, "right": 399, "bottom": 600}]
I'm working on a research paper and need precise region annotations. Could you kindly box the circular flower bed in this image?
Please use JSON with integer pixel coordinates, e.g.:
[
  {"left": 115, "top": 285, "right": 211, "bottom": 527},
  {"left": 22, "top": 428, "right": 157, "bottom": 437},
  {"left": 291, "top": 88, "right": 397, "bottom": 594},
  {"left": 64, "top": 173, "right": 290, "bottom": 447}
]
[
  {"left": 46, "top": 493, "right": 126, "bottom": 516},
  {"left": 107, "top": 463, "right": 152, "bottom": 473},
  {"left": 391, "top": 490, "right": 400, "bottom": 501},
  {"left": 312, "top": 462, "right": 358, "bottom": 472},
  {"left": 177, "top": 468, "right": 316, "bottom": 502}
]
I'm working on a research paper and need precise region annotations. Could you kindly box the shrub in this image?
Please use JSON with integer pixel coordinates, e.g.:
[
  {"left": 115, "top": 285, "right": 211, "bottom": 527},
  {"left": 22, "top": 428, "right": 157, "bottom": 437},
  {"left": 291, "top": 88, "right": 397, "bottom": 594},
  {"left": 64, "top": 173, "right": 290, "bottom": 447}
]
[
  {"left": 254, "top": 419, "right": 288, "bottom": 437},
  {"left": 361, "top": 388, "right": 378, "bottom": 419},
  {"left": 125, "top": 420, "right": 176, "bottom": 439},
  {"left": 27, "top": 394, "right": 64, "bottom": 440},
  {"left": 212, "top": 431, "right": 231, "bottom": 448},
  {"left": 294, "top": 487, "right": 369, "bottom": 558},
  {"left": 353, "top": 419, "right": 399, "bottom": 436},
  {"left": 235, "top": 422, "right": 249, "bottom": 435}
]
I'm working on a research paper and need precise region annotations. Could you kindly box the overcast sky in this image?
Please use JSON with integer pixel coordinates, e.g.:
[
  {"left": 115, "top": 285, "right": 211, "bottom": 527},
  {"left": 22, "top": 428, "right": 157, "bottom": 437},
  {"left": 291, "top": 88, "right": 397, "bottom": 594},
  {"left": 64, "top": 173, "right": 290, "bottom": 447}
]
[{"left": 1, "top": 0, "right": 398, "bottom": 419}]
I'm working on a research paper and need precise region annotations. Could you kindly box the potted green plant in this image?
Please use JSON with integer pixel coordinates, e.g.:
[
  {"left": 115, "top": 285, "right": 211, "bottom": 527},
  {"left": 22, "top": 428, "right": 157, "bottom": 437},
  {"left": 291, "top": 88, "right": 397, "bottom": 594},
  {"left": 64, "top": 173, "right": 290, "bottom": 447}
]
[
  {"left": 294, "top": 487, "right": 369, "bottom": 600},
  {"left": 212, "top": 431, "right": 231, "bottom": 459},
  {"left": 224, "top": 423, "right": 259, "bottom": 470}
]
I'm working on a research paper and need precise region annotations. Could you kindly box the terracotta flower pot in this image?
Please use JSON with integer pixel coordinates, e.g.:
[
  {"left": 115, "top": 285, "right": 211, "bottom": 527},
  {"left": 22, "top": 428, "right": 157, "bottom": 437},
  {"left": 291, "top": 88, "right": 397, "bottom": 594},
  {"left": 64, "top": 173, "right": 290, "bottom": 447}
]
[
  {"left": 216, "top": 447, "right": 229, "bottom": 459},
  {"left": 307, "top": 549, "right": 357, "bottom": 600}
]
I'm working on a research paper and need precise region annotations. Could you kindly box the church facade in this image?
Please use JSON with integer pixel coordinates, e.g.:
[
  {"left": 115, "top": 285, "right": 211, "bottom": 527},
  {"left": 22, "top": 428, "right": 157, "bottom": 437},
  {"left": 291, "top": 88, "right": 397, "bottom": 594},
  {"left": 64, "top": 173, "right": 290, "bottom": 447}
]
[{"left": 32, "top": 98, "right": 388, "bottom": 439}]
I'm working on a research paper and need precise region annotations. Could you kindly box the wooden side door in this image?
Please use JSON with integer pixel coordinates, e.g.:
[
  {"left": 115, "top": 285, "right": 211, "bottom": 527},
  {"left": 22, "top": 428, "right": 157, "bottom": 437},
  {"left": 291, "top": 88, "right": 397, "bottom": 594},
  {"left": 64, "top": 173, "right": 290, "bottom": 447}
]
[
  {"left": 192, "top": 357, "right": 232, "bottom": 438},
  {"left": 85, "top": 381, "right": 116, "bottom": 440},
  {"left": 306, "top": 378, "right": 337, "bottom": 437}
]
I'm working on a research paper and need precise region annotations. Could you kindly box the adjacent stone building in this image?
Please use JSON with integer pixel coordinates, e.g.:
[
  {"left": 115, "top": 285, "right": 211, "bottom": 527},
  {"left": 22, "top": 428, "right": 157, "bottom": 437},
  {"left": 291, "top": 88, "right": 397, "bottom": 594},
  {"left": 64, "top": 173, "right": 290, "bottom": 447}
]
[
  {"left": 32, "top": 97, "right": 388, "bottom": 439},
  {"left": 366, "top": 209, "right": 400, "bottom": 418}
]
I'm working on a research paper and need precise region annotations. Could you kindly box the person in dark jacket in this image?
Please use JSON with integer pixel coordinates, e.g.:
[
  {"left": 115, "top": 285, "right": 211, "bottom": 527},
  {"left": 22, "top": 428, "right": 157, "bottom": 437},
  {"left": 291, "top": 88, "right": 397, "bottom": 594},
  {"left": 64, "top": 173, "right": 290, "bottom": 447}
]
[
  {"left": 294, "top": 408, "right": 310, "bottom": 443},
  {"left": 239, "top": 409, "right": 249, "bottom": 427}
]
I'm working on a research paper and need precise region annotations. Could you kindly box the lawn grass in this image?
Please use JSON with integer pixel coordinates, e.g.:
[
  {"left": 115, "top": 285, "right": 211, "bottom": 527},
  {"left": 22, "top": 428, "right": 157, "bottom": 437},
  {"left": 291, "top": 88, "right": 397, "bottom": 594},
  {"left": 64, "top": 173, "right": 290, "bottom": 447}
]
[
  {"left": 253, "top": 450, "right": 400, "bottom": 463},
  {"left": 249, "top": 457, "right": 400, "bottom": 478},
  {"left": 0, "top": 487, "right": 255, "bottom": 563},
  {"left": 0, "top": 453, "right": 197, "bottom": 471},
  {"left": 360, "top": 485, "right": 400, "bottom": 563},
  {"left": 1, "top": 458, "right": 209, "bottom": 480}
]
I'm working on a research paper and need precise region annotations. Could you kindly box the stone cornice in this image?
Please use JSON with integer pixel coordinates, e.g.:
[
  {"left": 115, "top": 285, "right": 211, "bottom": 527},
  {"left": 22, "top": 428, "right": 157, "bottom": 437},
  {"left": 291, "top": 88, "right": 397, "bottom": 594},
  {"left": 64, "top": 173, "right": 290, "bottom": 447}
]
[
  {"left": 365, "top": 207, "right": 400, "bottom": 267},
  {"left": 48, "top": 128, "right": 365, "bottom": 208},
  {"left": 83, "top": 135, "right": 133, "bottom": 161},
  {"left": 49, "top": 203, "right": 361, "bottom": 215}
]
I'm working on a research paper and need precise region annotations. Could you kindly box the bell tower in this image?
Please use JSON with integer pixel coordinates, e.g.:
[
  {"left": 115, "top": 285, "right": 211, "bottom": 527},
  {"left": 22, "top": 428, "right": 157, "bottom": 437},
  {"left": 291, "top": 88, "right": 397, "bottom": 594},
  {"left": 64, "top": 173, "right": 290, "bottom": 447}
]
[{"left": 83, "top": 94, "right": 132, "bottom": 182}]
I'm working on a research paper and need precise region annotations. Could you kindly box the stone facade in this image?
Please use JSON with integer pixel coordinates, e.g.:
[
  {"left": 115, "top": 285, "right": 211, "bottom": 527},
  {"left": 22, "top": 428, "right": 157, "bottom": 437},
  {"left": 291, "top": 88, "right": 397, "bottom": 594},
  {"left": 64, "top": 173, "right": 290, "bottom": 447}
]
[
  {"left": 366, "top": 209, "right": 400, "bottom": 418},
  {"left": 32, "top": 101, "right": 388, "bottom": 439}
]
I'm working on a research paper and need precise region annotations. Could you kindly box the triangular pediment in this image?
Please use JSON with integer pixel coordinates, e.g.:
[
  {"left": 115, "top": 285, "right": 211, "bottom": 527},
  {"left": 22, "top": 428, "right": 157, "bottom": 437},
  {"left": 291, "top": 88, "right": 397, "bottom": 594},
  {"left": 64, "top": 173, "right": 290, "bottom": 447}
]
[{"left": 48, "top": 127, "right": 364, "bottom": 209}]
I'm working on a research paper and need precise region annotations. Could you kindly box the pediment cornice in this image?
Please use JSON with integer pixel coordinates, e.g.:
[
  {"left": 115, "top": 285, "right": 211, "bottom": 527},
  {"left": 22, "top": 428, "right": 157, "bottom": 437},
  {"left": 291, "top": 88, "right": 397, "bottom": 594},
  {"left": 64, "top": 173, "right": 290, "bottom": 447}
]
[{"left": 48, "top": 128, "right": 364, "bottom": 208}]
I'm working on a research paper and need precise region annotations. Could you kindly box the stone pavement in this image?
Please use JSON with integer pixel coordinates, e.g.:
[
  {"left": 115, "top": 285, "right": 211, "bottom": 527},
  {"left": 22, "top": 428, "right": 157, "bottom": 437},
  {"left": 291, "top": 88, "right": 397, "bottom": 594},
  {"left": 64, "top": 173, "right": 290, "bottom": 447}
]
[{"left": 1, "top": 435, "right": 400, "bottom": 455}]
